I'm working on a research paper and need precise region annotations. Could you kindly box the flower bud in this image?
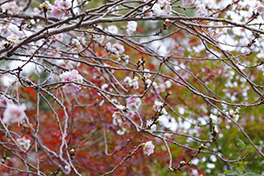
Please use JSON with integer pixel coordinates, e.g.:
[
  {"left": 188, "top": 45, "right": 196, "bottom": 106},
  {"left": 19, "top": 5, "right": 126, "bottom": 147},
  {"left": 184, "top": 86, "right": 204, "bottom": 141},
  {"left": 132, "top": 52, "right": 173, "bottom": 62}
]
[
  {"left": 199, "top": 143, "right": 207, "bottom": 150},
  {"left": 70, "top": 149, "right": 75, "bottom": 155},
  {"left": 180, "top": 160, "right": 186, "bottom": 165}
]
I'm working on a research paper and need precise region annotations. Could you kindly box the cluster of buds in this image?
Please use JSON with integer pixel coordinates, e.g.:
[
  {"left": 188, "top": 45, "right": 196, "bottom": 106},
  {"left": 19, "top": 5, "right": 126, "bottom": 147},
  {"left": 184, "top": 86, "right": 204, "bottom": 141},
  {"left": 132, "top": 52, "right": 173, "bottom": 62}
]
[
  {"left": 199, "top": 143, "right": 207, "bottom": 150},
  {"left": 39, "top": 3, "right": 48, "bottom": 13},
  {"left": 70, "top": 149, "right": 76, "bottom": 159},
  {"left": 1, "top": 157, "right": 10, "bottom": 163}
]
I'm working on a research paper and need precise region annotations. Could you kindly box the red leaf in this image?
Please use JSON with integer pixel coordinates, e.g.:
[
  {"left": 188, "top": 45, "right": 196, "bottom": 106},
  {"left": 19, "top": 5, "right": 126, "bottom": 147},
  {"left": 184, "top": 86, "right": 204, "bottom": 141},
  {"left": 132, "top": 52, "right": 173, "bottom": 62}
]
[
  {"left": 137, "top": 27, "right": 144, "bottom": 32},
  {"left": 26, "top": 87, "right": 36, "bottom": 96}
]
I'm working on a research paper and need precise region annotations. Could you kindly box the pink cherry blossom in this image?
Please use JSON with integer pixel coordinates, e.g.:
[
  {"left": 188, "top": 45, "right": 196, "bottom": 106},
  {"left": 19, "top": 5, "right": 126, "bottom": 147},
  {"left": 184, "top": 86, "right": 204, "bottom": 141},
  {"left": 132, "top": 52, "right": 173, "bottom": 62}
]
[
  {"left": 0, "top": 96, "right": 9, "bottom": 107},
  {"left": 159, "top": 0, "right": 170, "bottom": 7},
  {"left": 56, "top": 0, "right": 71, "bottom": 9},
  {"left": 33, "top": 7, "right": 41, "bottom": 14},
  {"left": 1, "top": 2, "right": 19, "bottom": 15},
  {"left": 126, "top": 97, "right": 141, "bottom": 112},
  {"left": 51, "top": 5, "right": 64, "bottom": 19},
  {"left": 52, "top": 33, "right": 65, "bottom": 43},
  {"left": 182, "top": 0, "right": 194, "bottom": 6},
  {"left": 143, "top": 141, "right": 155, "bottom": 156},
  {"left": 60, "top": 69, "right": 83, "bottom": 83},
  {"left": 195, "top": 1, "right": 207, "bottom": 16},
  {"left": 60, "top": 69, "right": 84, "bottom": 92},
  {"left": 3, "top": 103, "right": 27, "bottom": 124}
]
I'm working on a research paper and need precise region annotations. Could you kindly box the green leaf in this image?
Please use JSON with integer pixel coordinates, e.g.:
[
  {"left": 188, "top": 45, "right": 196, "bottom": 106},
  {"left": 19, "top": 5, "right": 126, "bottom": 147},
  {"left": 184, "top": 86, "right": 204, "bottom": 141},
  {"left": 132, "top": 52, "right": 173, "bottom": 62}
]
[{"left": 237, "top": 139, "right": 246, "bottom": 149}]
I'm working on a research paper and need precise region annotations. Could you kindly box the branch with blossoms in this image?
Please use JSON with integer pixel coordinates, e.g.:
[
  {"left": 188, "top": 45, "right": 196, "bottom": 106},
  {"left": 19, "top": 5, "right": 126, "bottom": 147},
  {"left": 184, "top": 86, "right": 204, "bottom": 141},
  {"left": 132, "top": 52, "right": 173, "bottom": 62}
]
[{"left": 0, "top": 0, "right": 264, "bottom": 175}]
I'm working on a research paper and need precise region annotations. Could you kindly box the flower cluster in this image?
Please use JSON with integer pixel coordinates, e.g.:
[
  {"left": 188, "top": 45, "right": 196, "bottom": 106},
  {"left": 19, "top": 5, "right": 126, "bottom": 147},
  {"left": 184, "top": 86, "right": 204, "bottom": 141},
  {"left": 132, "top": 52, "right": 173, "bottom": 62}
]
[
  {"left": 153, "top": 100, "right": 167, "bottom": 115},
  {"left": 182, "top": 0, "right": 194, "bottom": 6},
  {"left": 256, "top": 1, "right": 264, "bottom": 19},
  {"left": 1, "top": 2, "right": 19, "bottom": 15},
  {"left": 146, "top": 120, "right": 157, "bottom": 132},
  {"left": 152, "top": 0, "right": 171, "bottom": 16},
  {"left": 106, "top": 25, "right": 118, "bottom": 35},
  {"left": 106, "top": 42, "right": 125, "bottom": 55},
  {"left": 124, "top": 76, "right": 139, "bottom": 89},
  {"left": 51, "top": 0, "right": 71, "bottom": 19},
  {"left": 126, "top": 97, "right": 141, "bottom": 112},
  {"left": 7, "top": 33, "right": 19, "bottom": 44},
  {"left": 60, "top": 69, "right": 84, "bottom": 92},
  {"left": 17, "top": 137, "right": 31, "bottom": 150},
  {"left": 3, "top": 103, "right": 27, "bottom": 124},
  {"left": 112, "top": 111, "right": 123, "bottom": 126},
  {"left": 195, "top": 1, "right": 207, "bottom": 16},
  {"left": 126, "top": 21, "right": 137, "bottom": 35},
  {"left": 143, "top": 141, "right": 155, "bottom": 156}
]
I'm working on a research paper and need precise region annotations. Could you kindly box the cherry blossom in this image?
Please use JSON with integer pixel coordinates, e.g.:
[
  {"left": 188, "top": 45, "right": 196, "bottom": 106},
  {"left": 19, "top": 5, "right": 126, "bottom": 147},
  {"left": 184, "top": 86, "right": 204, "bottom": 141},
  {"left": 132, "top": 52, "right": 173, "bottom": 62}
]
[
  {"left": 51, "top": 5, "right": 64, "bottom": 19},
  {"left": 117, "top": 128, "right": 127, "bottom": 135},
  {"left": 115, "top": 104, "right": 125, "bottom": 110},
  {"left": 145, "top": 79, "right": 152, "bottom": 88},
  {"left": 159, "top": 0, "right": 170, "bottom": 7},
  {"left": 126, "top": 97, "right": 141, "bottom": 112},
  {"left": 143, "top": 69, "right": 151, "bottom": 79},
  {"left": 152, "top": 0, "right": 171, "bottom": 16},
  {"left": 124, "top": 76, "right": 139, "bottom": 89},
  {"left": 118, "top": 55, "right": 130, "bottom": 65},
  {"left": 7, "top": 33, "right": 19, "bottom": 44},
  {"left": 146, "top": 120, "right": 157, "bottom": 132},
  {"left": 0, "top": 26, "right": 10, "bottom": 37},
  {"left": 52, "top": 33, "right": 65, "bottom": 43},
  {"left": 3, "top": 103, "right": 27, "bottom": 124},
  {"left": 152, "top": 3, "right": 163, "bottom": 15},
  {"left": 165, "top": 80, "right": 172, "bottom": 88},
  {"left": 159, "top": 83, "right": 166, "bottom": 92},
  {"left": 143, "top": 6, "right": 153, "bottom": 17},
  {"left": 126, "top": 21, "right": 137, "bottom": 35},
  {"left": 153, "top": 100, "right": 163, "bottom": 112},
  {"left": 106, "top": 42, "right": 125, "bottom": 55},
  {"left": 143, "top": 141, "right": 155, "bottom": 156},
  {"left": 56, "top": 0, "right": 71, "bottom": 9},
  {"left": 60, "top": 69, "right": 84, "bottom": 92},
  {"left": 162, "top": 5, "right": 171, "bottom": 16},
  {"left": 195, "top": 1, "right": 207, "bottom": 16},
  {"left": 112, "top": 111, "right": 123, "bottom": 126},
  {"left": 95, "top": 25, "right": 105, "bottom": 43},
  {"left": 182, "top": 0, "right": 194, "bottom": 6},
  {"left": 17, "top": 137, "right": 31, "bottom": 150},
  {"left": 158, "top": 114, "right": 177, "bottom": 131},
  {"left": 106, "top": 25, "right": 118, "bottom": 35},
  {"left": 256, "top": 2, "right": 264, "bottom": 18},
  {"left": 0, "top": 96, "right": 8, "bottom": 107},
  {"left": 60, "top": 70, "right": 83, "bottom": 83},
  {"left": 51, "top": 0, "right": 71, "bottom": 19},
  {"left": 101, "top": 83, "right": 109, "bottom": 90},
  {"left": 1, "top": 2, "right": 19, "bottom": 15}
]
